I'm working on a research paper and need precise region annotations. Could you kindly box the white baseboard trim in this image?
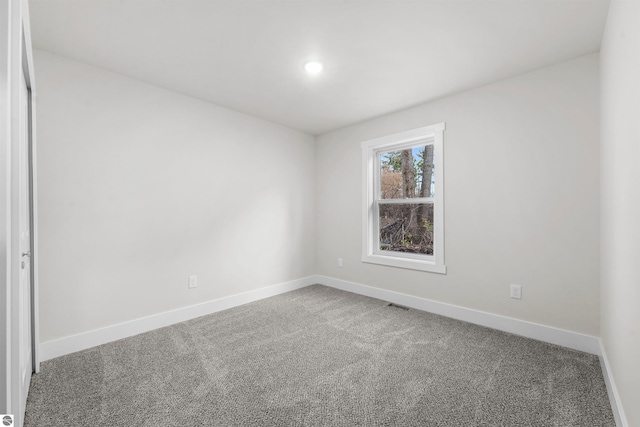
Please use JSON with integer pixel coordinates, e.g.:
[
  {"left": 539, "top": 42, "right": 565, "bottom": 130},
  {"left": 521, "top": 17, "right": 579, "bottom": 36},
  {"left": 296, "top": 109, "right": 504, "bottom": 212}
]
[
  {"left": 41, "top": 274, "right": 601, "bottom": 360},
  {"left": 314, "top": 275, "right": 601, "bottom": 355},
  {"left": 40, "top": 276, "right": 317, "bottom": 361},
  {"left": 598, "top": 339, "right": 628, "bottom": 427}
]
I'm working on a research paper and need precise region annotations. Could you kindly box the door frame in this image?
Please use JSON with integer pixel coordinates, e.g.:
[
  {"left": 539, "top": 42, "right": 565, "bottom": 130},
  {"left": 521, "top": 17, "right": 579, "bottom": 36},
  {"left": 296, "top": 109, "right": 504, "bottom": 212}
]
[
  {"left": 21, "top": 20, "right": 39, "bottom": 378},
  {"left": 1, "top": 0, "right": 39, "bottom": 423}
]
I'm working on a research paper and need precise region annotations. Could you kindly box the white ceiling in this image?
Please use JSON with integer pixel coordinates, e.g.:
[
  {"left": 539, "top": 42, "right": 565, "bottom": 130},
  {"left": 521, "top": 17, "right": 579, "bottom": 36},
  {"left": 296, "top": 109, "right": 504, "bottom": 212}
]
[{"left": 29, "top": 0, "right": 610, "bottom": 135}]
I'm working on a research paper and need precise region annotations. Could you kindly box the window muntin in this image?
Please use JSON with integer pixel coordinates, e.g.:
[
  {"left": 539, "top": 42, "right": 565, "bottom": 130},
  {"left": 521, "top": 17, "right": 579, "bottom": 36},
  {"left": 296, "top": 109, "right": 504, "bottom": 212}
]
[{"left": 362, "top": 124, "right": 445, "bottom": 273}]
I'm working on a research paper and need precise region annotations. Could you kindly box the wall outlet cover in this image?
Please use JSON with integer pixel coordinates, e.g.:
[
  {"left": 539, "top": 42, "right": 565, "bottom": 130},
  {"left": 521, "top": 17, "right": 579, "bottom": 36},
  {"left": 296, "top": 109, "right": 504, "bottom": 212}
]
[
  {"left": 510, "top": 284, "right": 522, "bottom": 300},
  {"left": 188, "top": 275, "right": 197, "bottom": 289}
]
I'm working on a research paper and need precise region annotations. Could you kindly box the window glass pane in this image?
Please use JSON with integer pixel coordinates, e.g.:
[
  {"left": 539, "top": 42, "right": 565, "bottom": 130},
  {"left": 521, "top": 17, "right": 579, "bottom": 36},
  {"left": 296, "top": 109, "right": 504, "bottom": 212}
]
[
  {"left": 379, "top": 145, "right": 434, "bottom": 199},
  {"left": 379, "top": 203, "right": 434, "bottom": 255}
]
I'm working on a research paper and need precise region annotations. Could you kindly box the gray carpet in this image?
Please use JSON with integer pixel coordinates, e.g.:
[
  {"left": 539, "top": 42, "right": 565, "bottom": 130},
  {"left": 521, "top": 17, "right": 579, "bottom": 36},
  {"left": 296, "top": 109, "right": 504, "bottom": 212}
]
[{"left": 25, "top": 285, "right": 615, "bottom": 426}]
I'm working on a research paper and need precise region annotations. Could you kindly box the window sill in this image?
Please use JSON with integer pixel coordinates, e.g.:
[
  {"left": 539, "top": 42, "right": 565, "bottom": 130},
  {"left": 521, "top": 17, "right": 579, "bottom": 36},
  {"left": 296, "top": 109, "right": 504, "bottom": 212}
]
[{"left": 361, "top": 253, "right": 447, "bottom": 274}]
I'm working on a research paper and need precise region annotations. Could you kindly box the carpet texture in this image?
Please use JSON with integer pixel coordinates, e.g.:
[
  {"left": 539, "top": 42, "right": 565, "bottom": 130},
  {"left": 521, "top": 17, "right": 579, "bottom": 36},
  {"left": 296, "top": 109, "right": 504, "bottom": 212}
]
[{"left": 25, "top": 285, "right": 615, "bottom": 426}]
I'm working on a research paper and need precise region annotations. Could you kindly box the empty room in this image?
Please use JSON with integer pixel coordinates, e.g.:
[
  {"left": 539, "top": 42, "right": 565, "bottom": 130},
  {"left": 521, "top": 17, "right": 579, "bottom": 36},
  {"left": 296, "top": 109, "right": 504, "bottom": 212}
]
[{"left": 1, "top": 0, "right": 638, "bottom": 426}]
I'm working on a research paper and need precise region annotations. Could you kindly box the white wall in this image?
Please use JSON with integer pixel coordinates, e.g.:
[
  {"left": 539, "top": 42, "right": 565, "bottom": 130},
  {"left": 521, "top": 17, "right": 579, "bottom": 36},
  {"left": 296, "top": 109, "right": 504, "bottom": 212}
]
[
  {"left": 34, "top": 50, "right": 316, "bottom": 343},
  {"left": 316, "top": 55, "right": 600, "bottom": 336},
  {"left": 600, "top": 1, "right": 640, "bottom": 425}
]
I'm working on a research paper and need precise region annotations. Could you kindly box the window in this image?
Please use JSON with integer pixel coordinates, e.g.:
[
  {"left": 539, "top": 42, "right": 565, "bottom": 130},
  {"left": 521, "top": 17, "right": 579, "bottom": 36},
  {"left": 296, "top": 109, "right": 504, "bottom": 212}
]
[{"left": 361, "top": 123, "right": 446, "bottom": 273}]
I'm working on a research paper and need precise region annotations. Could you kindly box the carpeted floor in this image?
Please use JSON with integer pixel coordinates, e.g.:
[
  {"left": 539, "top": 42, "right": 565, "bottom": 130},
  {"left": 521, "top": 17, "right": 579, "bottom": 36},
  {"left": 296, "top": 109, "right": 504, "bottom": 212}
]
[{"left": 25, "top": 285, "right": 615, "bottom": 426}]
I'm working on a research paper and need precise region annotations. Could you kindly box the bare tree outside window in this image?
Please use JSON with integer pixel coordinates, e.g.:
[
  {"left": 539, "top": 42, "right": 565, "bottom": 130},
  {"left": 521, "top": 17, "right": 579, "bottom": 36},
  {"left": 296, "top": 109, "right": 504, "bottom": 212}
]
[{"left": 379, "top": 145, "right": 435, "bottom": 254}]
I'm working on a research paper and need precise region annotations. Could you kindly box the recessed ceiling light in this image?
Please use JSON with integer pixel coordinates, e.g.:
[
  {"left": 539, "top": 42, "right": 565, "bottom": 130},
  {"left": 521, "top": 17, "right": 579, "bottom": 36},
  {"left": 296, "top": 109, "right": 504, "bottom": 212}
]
[{"left": 304, "top": 61, "right": 324, "bottom": 75}]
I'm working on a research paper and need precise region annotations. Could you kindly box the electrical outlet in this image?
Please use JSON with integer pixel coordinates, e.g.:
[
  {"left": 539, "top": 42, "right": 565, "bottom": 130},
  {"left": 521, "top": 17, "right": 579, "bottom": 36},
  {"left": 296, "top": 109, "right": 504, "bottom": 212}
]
[
  {"left": 188, "top": 275, "right": 197, "bottom": 289},
  {"left": 338, "top": 258, "right": 343, "bottom": 268},
  {"left": 510, "top": 284, "right": 522, "bottom": 300}
]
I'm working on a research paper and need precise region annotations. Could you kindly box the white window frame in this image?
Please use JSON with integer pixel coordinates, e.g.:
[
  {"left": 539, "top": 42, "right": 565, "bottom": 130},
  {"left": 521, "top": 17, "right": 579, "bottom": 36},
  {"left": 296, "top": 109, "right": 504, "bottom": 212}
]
[{"left": 361, "top": 123, "right": 446, "bottom": 274}]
